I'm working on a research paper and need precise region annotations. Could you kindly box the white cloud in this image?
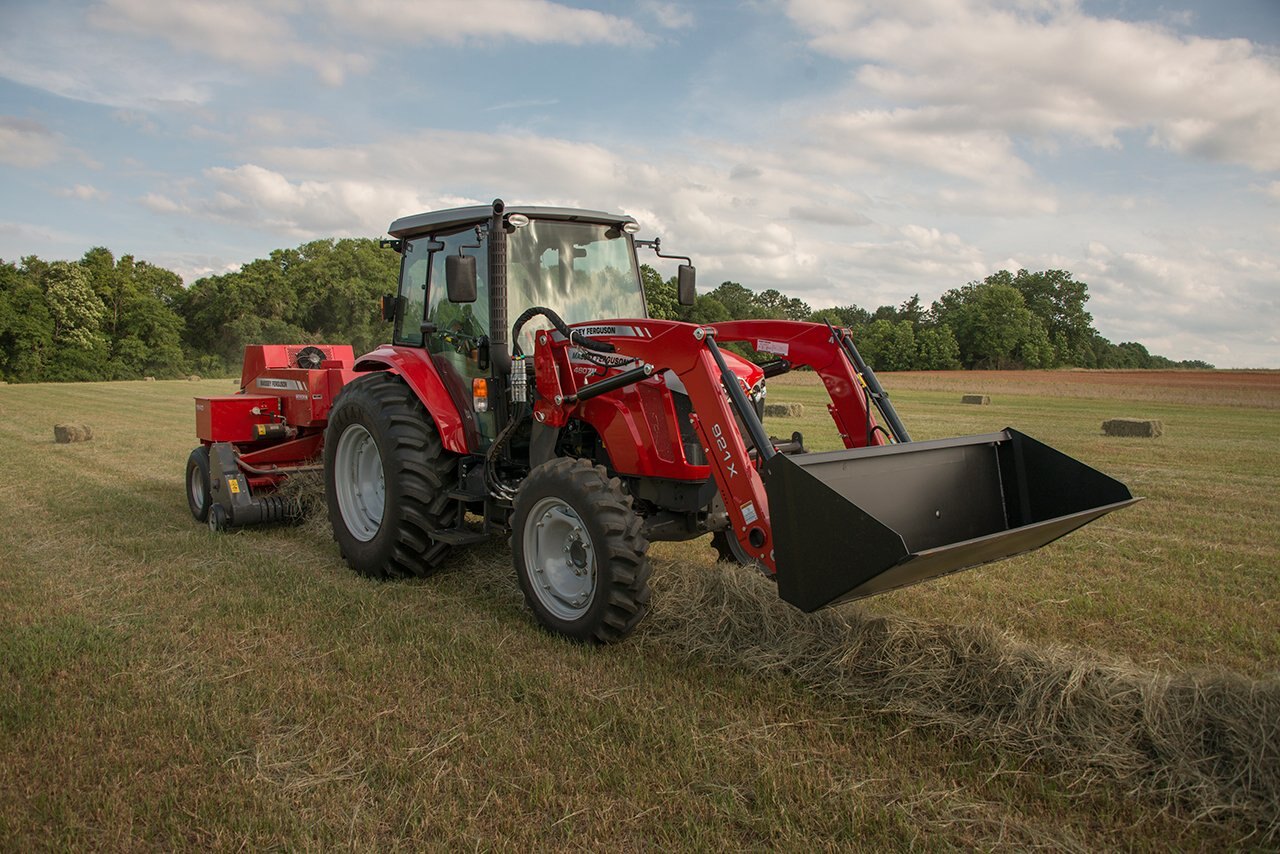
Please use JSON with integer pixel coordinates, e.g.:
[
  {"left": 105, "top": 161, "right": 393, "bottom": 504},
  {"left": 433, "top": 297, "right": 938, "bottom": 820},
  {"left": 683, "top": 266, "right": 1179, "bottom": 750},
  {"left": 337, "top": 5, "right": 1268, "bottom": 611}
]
[
  {"left": 321, "top": 0, "right": 649, "bottom": 46},
  {"left": 200, "top": 164, "right": 431, "bottom": 237},
  {"left": 88, "top": 0, "right": 370, "bottom": 86},
  {"left": 0, "top": 117, "right": 64, "bottom": 168},
  {"left": 139, "top": 193, "right": 189, "bottom": 214},
  {"left": 1062, "top": 241, "right": 1279, "bottom": 366},
  {"left": 161, "top": 130, "right": 969, "bottom": 305},
  {"left": 785, "top": 0, "right": 1280, "bottom": 170},
  {"left": 0, "top": 5, "right": 218, "bottom": 109},
  {"left": 57, "top": 184, "right": 109, "bottom": 201},
  {"left": 642, "top": 1, "right": 696, "bottom": 30}
]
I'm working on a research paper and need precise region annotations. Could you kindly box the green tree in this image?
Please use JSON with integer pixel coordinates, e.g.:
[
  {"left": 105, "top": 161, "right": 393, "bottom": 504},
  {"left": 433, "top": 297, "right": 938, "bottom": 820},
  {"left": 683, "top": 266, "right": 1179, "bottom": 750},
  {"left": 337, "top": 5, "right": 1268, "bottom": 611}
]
[
  {"left": 40, "top": 260, "right": 106, "bottom": 350},
  {"left": 705, "top": 282, "right": 763, "bottom": 320},
  {"left": 859, "top": 319, "right": 916, "bottom": 372},
  {"left": 182, "top": 238, "right": 397, "bottom": 373},
  {"left": 914, "top": 325, "right": 961, "bottom": 370},
  {"left": 932, "top": 281, "right": 1044, "bottom": 369},
  {"left": 77, "top": 248, "right": 189, "bottom": 378},
  {"left": 640, "top": 264, "right": 679, "bottom": 320},
  {"left": 0, "top": 261, "right": 54, "bottom": 381},
  {"left": 754, "top": 288, "right": 811, "bottom": 320},
  {"left": 898, "top": 294, "right": 925, "bottom": 331},
  {"left": 810, "top": 304, "right": 871, "bottom": 331},
  {"left": 1005, "top": 269, "right": 1095, "bottom": 366},
  {"left": 682, "top": 294, "right": 730, "bottom": 324}
]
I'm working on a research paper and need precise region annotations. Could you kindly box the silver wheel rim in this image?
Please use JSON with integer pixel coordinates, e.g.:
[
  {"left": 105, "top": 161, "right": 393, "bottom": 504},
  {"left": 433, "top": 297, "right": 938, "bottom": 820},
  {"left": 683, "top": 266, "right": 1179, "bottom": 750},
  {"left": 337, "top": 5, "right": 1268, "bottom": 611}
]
[
  {"left": 523, "top": 496, "right": 596, "bottom": 620},
  {"left": 334, "top": 423, "right": 384, "bottom": 542},
  {"left": 189, "top": 459, "right": 206, "bottom": 510}
]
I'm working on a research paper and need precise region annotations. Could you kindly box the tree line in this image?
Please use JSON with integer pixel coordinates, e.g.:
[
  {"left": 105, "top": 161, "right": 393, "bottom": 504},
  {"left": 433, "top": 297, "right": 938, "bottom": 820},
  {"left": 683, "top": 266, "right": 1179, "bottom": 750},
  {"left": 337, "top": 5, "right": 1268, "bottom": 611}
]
[
  {"left": 644, "top": 267, "right": 1213, "bottom": 371},
  {"left": 0, "top": 239, "right": 1211, "bottom": 383}
]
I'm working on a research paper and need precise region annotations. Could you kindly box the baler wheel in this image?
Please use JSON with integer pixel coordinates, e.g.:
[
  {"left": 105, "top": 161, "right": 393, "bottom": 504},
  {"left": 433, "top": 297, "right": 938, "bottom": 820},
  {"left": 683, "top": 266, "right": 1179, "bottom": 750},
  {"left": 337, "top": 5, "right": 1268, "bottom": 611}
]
[
  {"left": 324, "top": 372, "right": 458, "bottom": 579},
  {"left": 512, "top": 458, "right": 652, "bottom": 643},
  {"left": 186, "top": 446, "right": 212, "bottom": 523},
  {"left": 208, "top": 503, "right": 229, "bottom": 532}
]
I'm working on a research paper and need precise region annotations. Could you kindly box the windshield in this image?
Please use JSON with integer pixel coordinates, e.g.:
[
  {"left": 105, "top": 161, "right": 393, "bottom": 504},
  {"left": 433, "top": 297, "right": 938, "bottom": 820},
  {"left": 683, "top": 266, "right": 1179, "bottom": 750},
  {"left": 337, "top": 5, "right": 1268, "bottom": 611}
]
[{"left": 507, "top": 219, "right": 646, "bottom": 351}]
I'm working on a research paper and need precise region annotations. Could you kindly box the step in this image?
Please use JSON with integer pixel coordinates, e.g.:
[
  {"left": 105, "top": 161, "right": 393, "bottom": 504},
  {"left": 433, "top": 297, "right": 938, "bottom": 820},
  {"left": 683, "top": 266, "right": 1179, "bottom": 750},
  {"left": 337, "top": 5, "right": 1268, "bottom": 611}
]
[{"left": 429, "top": 527, "right": 490, "bottom": 546}]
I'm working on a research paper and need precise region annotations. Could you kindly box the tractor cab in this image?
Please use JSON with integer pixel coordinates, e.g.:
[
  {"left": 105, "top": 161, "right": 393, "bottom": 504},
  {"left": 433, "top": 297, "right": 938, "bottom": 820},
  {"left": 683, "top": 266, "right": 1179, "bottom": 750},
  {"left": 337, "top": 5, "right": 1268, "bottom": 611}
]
[{"left": 386, "top": 204, "right": 652, "bottom": 449}]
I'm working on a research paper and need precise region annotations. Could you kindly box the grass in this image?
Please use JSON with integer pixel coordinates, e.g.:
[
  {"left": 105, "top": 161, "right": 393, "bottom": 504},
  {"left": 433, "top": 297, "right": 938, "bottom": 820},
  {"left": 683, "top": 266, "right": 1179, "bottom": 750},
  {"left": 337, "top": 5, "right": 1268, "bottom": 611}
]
[{"left": 1, "top": 373, "right": 1277, "bottom": 848}]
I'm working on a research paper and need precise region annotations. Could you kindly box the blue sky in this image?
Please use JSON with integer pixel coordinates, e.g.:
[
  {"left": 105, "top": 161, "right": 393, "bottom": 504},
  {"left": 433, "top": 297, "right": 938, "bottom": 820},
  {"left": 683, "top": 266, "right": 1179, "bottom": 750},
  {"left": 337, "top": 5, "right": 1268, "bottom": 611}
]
[{"left": 1, "top": 0, "right": 1277, "bottom": 367}]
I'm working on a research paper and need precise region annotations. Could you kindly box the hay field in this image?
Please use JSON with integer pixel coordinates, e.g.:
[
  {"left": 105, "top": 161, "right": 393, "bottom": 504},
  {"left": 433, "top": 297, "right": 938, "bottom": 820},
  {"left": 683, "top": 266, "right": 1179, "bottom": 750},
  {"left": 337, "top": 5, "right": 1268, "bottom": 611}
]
[{"left": 1, "top": 373, "right": 1277, "bottom": 848}]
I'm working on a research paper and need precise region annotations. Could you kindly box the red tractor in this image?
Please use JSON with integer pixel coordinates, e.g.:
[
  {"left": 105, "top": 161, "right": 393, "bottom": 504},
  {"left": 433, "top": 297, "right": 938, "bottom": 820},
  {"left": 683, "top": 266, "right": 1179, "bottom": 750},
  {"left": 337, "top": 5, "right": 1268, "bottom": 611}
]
[{"left": 187, "top": 199, "right": 1136, "bottom": 642}]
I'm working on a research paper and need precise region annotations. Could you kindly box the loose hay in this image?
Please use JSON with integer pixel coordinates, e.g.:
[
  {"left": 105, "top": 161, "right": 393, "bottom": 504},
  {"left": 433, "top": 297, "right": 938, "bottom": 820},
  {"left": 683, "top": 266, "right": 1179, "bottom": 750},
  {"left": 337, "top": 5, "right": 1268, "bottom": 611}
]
[
  {"left": 291, "top": 462, "right": 1276, "bottom": 838},
  {"left": 188, "top": 374, "right": 202, "bottom": 382},
  {"left": 270, "top": 470, "right": 328, "bottom": 535},
  {"left": 53, "top": 423, "right": 93, "bottom": 443},
  {"left": 643, "top": 560, "right": 1280, "bottom": 840},
  {"left": 1104, "top": 418, "right": 1164, "bottom": 438},
  {"left": 961, "top": 394, "right": 991, "bottom": 405},
  {"left": 764, "top": 402, "right": 804, "bottom": 418}
]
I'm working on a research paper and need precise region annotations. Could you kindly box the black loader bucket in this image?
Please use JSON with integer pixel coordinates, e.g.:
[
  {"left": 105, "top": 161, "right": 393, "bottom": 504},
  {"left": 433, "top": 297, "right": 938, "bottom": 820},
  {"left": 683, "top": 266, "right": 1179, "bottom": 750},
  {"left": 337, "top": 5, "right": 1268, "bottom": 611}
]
[{"left": 762, "top": 429, "right": 1139, "bottom": 612}]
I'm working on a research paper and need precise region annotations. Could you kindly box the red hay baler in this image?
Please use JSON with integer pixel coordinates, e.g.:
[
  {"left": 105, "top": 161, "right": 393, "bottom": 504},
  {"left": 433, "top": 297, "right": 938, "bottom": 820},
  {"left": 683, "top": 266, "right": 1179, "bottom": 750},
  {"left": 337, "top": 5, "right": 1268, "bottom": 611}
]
[{"left": 188, "top": 200, "right": 1137, "bottom": 643}]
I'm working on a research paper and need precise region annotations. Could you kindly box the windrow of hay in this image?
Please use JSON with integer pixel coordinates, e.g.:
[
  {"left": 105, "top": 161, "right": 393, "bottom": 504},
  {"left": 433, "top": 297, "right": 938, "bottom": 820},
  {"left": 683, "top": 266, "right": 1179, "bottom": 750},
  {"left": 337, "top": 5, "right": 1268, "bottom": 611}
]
[{"left": 642, "top": 561, "right": 1280, "bottom": 840}]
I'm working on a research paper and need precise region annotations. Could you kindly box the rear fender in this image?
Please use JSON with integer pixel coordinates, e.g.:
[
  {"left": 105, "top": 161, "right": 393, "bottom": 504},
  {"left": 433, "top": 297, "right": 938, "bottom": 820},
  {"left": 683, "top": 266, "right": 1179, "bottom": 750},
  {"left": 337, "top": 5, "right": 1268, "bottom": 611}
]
[{"left": 353, "top": 345, "right": 470, "bottom": 454}]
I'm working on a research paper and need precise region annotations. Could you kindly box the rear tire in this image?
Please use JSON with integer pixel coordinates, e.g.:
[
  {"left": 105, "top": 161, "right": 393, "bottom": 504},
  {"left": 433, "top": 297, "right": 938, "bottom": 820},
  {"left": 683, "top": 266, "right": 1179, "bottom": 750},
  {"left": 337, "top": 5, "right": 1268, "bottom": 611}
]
[
  {"left": 186, "top": 446, "right": 212, "bottom": 523},
  {"left": 324, "top": 372, "right": 458, "bottom": 579},
  {"left": 512, "top": 458, "right": 652, "bottom": 643}
]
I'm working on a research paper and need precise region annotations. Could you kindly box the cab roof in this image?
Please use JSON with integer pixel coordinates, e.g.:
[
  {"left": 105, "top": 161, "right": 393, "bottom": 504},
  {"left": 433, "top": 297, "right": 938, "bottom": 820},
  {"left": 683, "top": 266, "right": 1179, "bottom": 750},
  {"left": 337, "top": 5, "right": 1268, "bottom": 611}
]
[{"left": 388, "top": 205, "right": 638, "bottom": 240}]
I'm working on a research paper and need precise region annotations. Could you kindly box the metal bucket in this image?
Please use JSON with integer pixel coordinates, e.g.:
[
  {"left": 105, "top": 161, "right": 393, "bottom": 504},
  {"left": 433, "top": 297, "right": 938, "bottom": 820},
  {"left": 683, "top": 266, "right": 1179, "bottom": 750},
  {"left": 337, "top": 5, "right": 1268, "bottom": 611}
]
[{"left": 762, "top": 429, "right": 1138, "bottom": 612}]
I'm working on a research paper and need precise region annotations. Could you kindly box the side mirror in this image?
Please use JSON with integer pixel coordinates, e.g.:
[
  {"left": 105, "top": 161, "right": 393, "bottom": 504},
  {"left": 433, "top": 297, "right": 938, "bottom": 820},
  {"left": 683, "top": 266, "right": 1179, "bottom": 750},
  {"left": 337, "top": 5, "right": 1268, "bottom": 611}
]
[
  {"left": 380, "top": 294, "right": 397, "bottom": 322},
  {"left": 446, "top": 254, "right": 477, "bottom": 303},
  {"left": 677, "top": 264, "right": 696, "bottom": 306}
]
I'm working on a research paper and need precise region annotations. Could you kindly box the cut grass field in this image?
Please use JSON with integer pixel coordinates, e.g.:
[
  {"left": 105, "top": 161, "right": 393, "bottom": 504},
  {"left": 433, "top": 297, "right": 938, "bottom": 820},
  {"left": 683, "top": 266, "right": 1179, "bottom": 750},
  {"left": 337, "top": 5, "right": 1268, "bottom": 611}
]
[{"left": 2, "top": 371, "right": 1277, "bottom": 848}]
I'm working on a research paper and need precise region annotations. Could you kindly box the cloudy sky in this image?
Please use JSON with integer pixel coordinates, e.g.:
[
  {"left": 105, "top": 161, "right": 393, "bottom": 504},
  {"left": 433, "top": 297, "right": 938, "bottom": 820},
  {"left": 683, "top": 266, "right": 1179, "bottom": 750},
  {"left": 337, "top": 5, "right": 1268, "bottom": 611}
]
[{"left": 1, "top": 0, "right": 1277, "bottom": 367}]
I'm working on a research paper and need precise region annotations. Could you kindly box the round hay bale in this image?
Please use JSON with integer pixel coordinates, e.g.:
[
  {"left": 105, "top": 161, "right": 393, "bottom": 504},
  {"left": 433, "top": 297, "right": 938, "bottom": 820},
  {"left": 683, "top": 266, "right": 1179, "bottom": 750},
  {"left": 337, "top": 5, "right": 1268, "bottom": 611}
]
[
  {"left": 961, "top": 394, "right": 990, "bottom": 405},
  {"left": 143, "top": 376, "right": 156, "bottom": 382},
  {"left": 188, "top": 374, "right": 201, "bottom": 382},
  {"left": 53, "top": 423, "right": 93, "bottom": 443},
  {"left": 1103, "top": 417, "right": 1163, "bottom": 438},
  {"left": 764, "top": 402, "right": 804, "bottom": 418}
]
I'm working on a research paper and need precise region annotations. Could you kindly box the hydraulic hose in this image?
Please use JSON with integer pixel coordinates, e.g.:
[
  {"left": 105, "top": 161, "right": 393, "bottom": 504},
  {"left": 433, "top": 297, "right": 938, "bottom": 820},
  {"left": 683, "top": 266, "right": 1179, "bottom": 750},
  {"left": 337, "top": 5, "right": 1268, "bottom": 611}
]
[
  {"left": 510, "top": 306, "right": 616, "bottom": 357},
  {"left": 487, "top": 305, "right": 616, "bottom": 500}
]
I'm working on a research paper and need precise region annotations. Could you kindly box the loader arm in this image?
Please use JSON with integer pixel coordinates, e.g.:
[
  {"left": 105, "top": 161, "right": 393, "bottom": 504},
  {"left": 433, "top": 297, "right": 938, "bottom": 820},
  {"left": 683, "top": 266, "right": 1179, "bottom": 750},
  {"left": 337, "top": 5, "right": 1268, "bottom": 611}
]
[
  {"left": 531, "top": 318, "right": 881, "bottom": 571},
  {"left": 532, "top": 318, "right": 1137, "bottom": 612},
  {"left": 711, "top": 319, "right": 891, "bottom": 450}
]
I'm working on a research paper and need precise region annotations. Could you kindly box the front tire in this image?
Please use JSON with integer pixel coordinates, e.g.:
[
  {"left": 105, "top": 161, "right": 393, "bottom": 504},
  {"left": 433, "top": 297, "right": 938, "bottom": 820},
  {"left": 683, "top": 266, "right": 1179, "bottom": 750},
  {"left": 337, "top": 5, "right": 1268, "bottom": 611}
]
[
  {"left": 512, "top": 458, "right": 652, "bottom": 643},
  {"left": 324, "top": 372, "right": 458, "bottom": 579}
]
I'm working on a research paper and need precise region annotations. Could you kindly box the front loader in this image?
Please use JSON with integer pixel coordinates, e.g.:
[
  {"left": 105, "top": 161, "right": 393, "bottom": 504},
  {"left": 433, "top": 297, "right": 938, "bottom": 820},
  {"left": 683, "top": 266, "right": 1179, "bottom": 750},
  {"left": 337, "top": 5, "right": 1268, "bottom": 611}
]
[{"left": 187, "top": 199, "right": 1137, "bottom": 642}]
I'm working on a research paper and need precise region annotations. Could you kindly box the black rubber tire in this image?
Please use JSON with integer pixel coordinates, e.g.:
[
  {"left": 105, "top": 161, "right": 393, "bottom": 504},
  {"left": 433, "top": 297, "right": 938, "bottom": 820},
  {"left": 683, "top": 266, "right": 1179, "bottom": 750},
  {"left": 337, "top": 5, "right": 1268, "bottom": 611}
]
[
  {"left": 512, "top": 458, "right": 652, "bottom": 644},
  {"left": 324, "top": 372, "right": 458, "bottom": 579},
  {"left": 710, "top": 530, "right": 736, "bottom": 563},
  {"left": 186, "top": 446, "right": 212, "bottom": 523}
]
